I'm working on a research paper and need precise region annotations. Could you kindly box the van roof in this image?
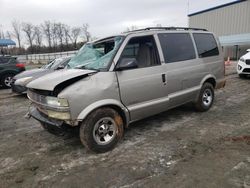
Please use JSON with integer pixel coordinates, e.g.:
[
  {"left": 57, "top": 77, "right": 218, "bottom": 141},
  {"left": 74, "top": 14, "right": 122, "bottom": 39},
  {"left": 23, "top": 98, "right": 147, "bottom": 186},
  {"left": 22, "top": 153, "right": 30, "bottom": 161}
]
[
  {"left": 123, "top": 27, "right": 207, "bottom": 34},
  {"left": 92, "top": 27, "right": 210, "bottom": 43}
]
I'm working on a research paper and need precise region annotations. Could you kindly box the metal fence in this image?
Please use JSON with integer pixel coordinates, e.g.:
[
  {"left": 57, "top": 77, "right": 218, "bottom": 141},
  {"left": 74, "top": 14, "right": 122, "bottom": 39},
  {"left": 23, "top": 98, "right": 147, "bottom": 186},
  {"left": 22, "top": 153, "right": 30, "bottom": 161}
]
[{"left": 17, "top": 50, "right": 78, "bottom": 63}]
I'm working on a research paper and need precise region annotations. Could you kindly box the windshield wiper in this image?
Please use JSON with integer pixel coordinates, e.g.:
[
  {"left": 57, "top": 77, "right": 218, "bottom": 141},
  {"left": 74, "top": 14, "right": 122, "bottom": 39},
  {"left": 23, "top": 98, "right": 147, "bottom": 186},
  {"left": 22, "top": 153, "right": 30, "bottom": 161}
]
[{"left": 75, "top": 64, "right": 99, "bottom": 72}]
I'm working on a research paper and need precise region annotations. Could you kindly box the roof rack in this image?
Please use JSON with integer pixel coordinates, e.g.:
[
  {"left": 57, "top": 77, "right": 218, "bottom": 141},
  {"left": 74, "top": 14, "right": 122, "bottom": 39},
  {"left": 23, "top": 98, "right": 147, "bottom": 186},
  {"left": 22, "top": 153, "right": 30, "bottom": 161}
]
[{"left": 125, "top": 27, "right": 208, "bottom": 33}]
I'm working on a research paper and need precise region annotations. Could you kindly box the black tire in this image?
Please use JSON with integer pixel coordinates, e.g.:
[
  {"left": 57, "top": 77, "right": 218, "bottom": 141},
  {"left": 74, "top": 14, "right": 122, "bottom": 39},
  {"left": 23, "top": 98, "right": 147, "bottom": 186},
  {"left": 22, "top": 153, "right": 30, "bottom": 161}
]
[
  {"left": 1, "top": 73, "right": 15, "bottom": 88},
  {"left": 239, "top": 74, "right": 246, "bottom": 78},
  {"left": 80, "top": 108, "right": 124, "bottom": 153},
  {"left": 40, "top": 122, "right": 65, "bottom": 136},
  {"left": 194, "top": 82, "right": 214, "bottom": 112}
]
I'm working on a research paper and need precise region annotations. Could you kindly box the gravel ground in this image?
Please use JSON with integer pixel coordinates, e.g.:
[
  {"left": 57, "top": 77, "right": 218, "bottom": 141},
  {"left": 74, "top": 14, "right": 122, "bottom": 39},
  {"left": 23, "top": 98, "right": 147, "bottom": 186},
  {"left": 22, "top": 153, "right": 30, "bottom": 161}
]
[{"left": 0, "top": 63, "right": 249, "bottom": 188}]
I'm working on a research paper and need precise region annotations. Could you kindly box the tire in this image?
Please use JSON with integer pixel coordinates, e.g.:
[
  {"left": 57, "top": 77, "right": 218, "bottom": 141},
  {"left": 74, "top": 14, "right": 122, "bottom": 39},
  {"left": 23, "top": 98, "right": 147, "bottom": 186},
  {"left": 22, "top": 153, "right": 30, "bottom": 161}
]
[
  {"left": 194, "top": 82, "right": 214, "bottom": 112},
  {"left": 40, "top": 122, "right": 65, "bottom": 136},
  {"left": 80, "top": 108, "right": 124, "bottom": 153},
  {"left": 1, "top": 73, "right": 15, "bottom": 88},
  {"left": 239, "top": 74, "right": 246, "bottom": 78}
]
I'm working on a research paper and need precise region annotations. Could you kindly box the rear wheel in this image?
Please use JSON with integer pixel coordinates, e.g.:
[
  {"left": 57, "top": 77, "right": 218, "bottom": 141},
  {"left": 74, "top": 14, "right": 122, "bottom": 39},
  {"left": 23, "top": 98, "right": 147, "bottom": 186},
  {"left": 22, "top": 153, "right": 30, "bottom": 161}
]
[
  {"left": 194, "top": 82, "right": 214, "bottom": 112},
  {"left": 1, "top": 73, "right": 15, "bottom": 88},
  {"left": 80, "top": 108, "right": 124, "bottom": 153}
]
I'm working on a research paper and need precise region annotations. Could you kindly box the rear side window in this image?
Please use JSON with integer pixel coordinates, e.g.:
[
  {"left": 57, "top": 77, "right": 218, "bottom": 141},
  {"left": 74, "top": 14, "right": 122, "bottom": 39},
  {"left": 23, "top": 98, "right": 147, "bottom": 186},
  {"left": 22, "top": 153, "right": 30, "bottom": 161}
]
[
  {"left": 158, "top": 33, "right": 196, "bottom": 63},
  {"left": 0, "top": 57, "right": 10, "bottom": 64},
  {"left": 193, "top": 33, "right": 219, "bottom": 58}
]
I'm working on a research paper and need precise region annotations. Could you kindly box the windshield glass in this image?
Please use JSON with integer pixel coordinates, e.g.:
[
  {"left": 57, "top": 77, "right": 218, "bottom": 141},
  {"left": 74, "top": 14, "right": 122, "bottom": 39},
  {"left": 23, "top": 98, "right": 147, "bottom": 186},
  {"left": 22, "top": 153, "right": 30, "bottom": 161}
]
[{"left": 68, "top": 36, "right": 124, "bottom": 71}]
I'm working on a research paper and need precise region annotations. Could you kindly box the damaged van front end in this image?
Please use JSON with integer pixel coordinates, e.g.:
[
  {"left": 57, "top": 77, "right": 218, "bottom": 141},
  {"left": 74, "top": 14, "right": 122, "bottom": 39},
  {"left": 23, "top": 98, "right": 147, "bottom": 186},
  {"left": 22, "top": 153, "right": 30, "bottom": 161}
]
[{"left": 26, "top": 36, "right": 128, "bottom": 139}]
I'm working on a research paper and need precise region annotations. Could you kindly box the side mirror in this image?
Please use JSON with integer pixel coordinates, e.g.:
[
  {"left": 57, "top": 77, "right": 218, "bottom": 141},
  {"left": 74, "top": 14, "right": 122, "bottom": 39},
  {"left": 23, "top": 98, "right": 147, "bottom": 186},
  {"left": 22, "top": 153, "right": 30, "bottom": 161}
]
[
  {"left": 247, "top": 49, "right": 250, "bottom": 52},
  {"left": 56, "top": 65, "right": 65, "bottom": 70},
  {"left": 116, "top": 58, "right": 138, "bottom": 71}
]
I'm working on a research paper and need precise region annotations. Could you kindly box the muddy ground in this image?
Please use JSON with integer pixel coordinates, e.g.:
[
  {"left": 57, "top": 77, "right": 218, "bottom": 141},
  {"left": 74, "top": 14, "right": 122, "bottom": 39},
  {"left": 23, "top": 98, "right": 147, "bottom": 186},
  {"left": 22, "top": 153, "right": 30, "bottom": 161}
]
[{"left": 0, "top": 64, "right": 249, "bottom": 188}]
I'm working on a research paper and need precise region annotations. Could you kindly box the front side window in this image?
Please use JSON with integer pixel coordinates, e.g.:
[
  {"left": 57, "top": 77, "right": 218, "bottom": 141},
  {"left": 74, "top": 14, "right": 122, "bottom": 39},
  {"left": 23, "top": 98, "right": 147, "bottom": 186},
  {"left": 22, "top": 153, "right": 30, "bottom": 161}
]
[
  {"left": 119, "top": 35, "right": 160, "bottom": 68},
  {"left": 158, "top": 33, "right": 196, "bottom": 63},
  {"left": 193, "top": 33, "right": 219, "bottom": 58},
  {"left": 68, "top": 36, "right": 124, "bottom": 71}
]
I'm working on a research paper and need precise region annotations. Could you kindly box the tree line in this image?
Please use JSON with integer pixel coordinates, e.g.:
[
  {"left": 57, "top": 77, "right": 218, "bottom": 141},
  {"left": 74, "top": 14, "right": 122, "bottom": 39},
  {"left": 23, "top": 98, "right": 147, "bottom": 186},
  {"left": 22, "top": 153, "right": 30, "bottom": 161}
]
[{"left": 0, "top": 20, "right": 91, "bottom": 55}]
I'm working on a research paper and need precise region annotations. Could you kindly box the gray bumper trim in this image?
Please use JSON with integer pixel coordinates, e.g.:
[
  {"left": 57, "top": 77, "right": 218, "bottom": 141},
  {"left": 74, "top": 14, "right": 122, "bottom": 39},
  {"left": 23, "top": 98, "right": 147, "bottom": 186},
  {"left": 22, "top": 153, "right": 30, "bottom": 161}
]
[{"left": 29, "top": 107, "right": 63, "bottom": 128}]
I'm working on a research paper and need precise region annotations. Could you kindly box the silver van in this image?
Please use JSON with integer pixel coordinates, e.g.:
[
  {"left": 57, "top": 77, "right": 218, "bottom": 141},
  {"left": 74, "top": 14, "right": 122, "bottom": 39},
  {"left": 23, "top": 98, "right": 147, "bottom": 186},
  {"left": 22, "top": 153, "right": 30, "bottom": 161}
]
[{"left": 26, "top": 27, "right": 226, "bottom": 153}]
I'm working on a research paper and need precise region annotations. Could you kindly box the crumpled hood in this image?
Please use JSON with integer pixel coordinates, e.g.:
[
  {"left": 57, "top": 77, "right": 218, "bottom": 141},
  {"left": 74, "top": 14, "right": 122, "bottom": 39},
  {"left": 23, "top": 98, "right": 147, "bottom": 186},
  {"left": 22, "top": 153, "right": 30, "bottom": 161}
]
[
  {"left": 27, "top": 69, "right": 96, "bottom": 91},
  {"left": 14, "top": 68, "right": 49, "bottom": 80}
]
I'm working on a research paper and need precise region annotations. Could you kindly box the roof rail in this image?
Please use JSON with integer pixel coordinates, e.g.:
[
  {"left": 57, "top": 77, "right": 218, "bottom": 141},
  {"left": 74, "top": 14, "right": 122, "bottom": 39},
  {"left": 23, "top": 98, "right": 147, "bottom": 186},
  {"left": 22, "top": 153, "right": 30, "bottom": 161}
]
[{"left": 125, "top": 27, "right": 208, "bottom": 33}]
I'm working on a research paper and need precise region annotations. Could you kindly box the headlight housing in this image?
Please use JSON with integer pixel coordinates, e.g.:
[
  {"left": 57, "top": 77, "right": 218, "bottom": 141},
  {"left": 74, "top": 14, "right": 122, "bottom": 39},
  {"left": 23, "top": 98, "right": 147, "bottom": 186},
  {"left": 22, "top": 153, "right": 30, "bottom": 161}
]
[
  {"left": 239, "top": 58, "right": 245, "bottom": 63},
  {"left": 46, "top": 96, "right": 69, "bottom": 107}
]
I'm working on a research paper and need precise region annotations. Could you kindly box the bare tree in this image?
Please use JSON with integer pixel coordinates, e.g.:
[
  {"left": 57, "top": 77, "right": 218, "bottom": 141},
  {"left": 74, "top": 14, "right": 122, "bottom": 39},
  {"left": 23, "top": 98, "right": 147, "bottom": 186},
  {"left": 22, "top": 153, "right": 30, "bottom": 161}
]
[
  {"left": 42, "top": 21, "right": 52, "bottom": 48},
  {"left": 125, "top": 25, "right": 138, "bottom": 32},
  {"left": 0, "top": 31, "right": 4, "bottom": 39},
  {"left": 56, "top": 23, "right": 64, "bottom": 50},
  {"left": 11, "top": 20, "right": 22, "bottom": 49},
  {"left": 22, "top": 22, "right": 35, "bottom": 52},
  {"left": 51, "top": 22, "right": 58, "bottom": 50},
  {"left": 63, "top": 24, "right": 71, "bottom": 48},
  {"left": 6, "top": 31, "right": 12, "bottom": 39},
  {"left": 71, "top": 27, "right": 81, "bottom": 48},
  {"left": 34, "top": 26, "right": 43, "bottom": 47},
  {"left": 0, "top": 25, "right": 4, "bottom": 39},
  {"left": 82, "top": 23, "right": 91, "bottom": 42}
]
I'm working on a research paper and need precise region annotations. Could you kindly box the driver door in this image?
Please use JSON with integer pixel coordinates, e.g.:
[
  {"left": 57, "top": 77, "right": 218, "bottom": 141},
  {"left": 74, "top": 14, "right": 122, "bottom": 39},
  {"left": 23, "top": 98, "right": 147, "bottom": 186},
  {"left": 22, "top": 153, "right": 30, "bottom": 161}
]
[{"left": 116, "top": 35, "right": 169, "bottom": 121}]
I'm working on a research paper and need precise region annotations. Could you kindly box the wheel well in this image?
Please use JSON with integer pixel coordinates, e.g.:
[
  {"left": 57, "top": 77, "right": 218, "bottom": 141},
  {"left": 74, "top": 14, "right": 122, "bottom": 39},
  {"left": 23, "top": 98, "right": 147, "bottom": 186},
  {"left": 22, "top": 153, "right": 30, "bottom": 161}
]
[
  {"left": 204, "top": 78, "right": 216, "bottom": 88},
  {"left": 0, "top": 71, "right": 16, "bottom": 79},
  {"left": 106, "top": 105, "right": 128, "bottom": 128},
  {"left": 82, "top": 105, "right": 128, "bottom": 128}
]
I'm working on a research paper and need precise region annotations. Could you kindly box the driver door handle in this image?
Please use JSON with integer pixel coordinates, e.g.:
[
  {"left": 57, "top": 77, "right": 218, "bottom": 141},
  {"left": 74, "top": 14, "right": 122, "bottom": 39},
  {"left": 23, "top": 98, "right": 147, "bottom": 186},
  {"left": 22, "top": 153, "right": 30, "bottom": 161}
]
[{"left": 162, "top": 74, "right": 166, "bottom": 84}]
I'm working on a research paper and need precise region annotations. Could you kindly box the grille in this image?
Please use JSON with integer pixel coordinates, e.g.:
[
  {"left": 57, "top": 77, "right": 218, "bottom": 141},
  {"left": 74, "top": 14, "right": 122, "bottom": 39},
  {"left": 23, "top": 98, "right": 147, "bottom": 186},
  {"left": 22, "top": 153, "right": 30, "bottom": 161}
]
[
  {"left": 246, "top": 59, "right": 250, "bottom": 65},
  {"left": 27, "top": 90, "right": 47, "bottom": 104},
  {"left": 242, "top": 68, "right": 250, "bottom": 73}
]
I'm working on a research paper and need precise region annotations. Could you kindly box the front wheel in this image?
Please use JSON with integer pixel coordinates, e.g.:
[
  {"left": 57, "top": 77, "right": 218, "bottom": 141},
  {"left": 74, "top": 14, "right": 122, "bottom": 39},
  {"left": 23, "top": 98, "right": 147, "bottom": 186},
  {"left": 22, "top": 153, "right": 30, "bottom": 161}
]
[
  {"left": 80, "top": 108, "right": 124, "bottom": 153},
  {"left": 239, "top": 74, "right": 246, "bottom": 78},
  {"left": 194, "top": 82, "right": 214, "bottom": 112}
]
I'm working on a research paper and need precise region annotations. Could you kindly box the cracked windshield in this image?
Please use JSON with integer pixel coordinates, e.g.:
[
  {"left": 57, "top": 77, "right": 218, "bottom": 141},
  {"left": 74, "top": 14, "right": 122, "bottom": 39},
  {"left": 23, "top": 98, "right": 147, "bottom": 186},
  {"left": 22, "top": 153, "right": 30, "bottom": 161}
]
[{"left": 68, "top": 36, "right": 124, "bottom": 71}]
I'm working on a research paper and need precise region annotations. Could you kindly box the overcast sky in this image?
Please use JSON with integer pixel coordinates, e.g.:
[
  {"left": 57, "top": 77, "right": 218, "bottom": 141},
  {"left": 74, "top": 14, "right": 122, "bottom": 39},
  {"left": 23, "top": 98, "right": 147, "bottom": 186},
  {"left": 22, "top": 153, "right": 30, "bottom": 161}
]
[{"left": 0, "top": 0, "right": 233, "bottom": 38}]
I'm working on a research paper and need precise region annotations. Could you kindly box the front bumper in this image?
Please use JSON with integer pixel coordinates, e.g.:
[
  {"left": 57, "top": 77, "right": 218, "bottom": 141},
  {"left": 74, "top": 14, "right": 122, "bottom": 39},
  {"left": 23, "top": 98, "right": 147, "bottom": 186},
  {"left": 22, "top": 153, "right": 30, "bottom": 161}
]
[
  {"left": 11, "top": 84, "right": 27, "bottom": 94},
  {"left": 29, "top": 107, "right": 63, "bottom": 128},
  {"left": 237, "top": 61, "right": 250, "bottom": 75},
  {"left": 29, "top": 106, "right": 64, "bottom": 130}
]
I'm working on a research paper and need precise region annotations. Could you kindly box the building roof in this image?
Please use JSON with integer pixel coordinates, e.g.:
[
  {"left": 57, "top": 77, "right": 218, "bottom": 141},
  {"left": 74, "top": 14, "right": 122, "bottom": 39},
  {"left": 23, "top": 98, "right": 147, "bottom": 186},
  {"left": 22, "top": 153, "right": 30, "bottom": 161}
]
[
  {"left": 0, "top": 39, "right": 16, "bottom": 46},
  {"left": 219, "top": 33, "right": 250, "bottom": 46},
  {"left": 188, "top": 0, "right": 247, "bottom": 17}
]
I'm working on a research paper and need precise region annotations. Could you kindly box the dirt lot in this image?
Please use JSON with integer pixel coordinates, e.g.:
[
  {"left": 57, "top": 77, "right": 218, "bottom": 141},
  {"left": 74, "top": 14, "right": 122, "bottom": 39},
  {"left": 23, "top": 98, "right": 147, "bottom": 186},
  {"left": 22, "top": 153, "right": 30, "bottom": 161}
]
[{"left": 0, "top": 64, "right": 250, "bottom": 188}]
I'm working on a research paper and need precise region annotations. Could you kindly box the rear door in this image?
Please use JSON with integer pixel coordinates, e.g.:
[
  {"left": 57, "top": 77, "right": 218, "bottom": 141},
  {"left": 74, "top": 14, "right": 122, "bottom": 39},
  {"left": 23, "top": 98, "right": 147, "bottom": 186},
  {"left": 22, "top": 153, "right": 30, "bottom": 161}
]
[
  {"left": 115, "top": 35, "right": 169, "bottom": 121},
  {"left": 157, "top": 32, "right": 203, "bottom": 107}
]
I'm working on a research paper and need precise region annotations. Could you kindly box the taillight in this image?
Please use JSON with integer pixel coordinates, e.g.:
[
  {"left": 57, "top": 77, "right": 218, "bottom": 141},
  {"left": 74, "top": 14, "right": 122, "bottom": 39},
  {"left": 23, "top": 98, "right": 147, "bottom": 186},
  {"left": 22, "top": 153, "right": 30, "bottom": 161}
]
[{"left": 16, "top": 63, "right": 25, "bottom": 68}]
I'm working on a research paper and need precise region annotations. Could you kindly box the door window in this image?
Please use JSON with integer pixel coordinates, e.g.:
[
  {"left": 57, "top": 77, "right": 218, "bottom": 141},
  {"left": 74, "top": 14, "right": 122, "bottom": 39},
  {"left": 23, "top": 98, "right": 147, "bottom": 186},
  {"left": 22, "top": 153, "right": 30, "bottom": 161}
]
[
  {"left": 193, "top": 33, "right": 219, "bottom": 58},
  {"left": 119, "top": 35, "right": 160, "bottom": 68},
  {"left": 158, "top": 33, "right": 196, "bottom": 63}
]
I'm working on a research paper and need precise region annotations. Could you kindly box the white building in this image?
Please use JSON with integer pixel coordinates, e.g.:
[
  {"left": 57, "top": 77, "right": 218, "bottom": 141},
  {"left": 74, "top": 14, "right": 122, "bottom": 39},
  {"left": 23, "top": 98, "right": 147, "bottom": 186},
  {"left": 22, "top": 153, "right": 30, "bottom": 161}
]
[{"left": 189, "top": 0, "right": 250, "bottom": 59}]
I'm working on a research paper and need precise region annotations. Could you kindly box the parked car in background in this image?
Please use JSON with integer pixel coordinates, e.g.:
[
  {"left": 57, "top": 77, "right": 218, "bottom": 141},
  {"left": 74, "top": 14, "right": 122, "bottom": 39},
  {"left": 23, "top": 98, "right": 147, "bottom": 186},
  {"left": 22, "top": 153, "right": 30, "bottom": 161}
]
[
  {"left": 0, "top": 56, "right": 25, "bottom": 88},
  {"left": 26, "top": 27, "right": 225, "bottom": 153},
  {"left": 237, "top": 49, "right": 250, "bottom": 78},
  {"left": 12, "top": 56, "right": 71, "bottom": 94}
]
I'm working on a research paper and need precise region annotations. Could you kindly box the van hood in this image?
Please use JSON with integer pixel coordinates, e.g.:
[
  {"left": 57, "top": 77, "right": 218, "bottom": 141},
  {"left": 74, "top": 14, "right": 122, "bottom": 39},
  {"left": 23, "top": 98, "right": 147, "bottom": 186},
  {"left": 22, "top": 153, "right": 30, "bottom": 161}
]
[{"left": 27, "top": 69, "right": 96, "bottom": 91}]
